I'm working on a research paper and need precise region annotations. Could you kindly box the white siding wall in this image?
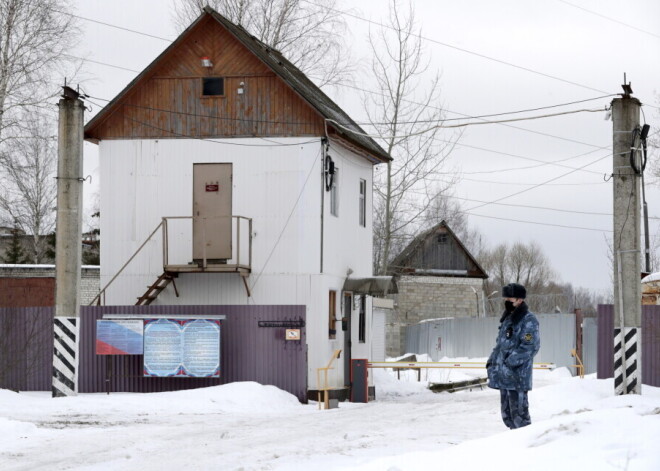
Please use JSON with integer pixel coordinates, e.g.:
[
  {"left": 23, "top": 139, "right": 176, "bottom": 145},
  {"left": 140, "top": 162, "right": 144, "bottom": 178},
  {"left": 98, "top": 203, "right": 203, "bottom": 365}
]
[
  {"left": 371, "top": 309, "right": 386, "bottom": 362},
  {"left": 99, "top": 137, "right": 376, "bottom": 388}
]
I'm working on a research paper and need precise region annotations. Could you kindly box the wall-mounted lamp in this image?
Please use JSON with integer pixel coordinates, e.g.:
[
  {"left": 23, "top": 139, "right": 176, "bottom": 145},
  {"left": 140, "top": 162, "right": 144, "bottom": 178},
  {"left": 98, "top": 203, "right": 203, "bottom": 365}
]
[
  {"left": 200, "top": 56, "right": 213, "bottom": 68},
  {"left": 238, "top": 81, "right": 245, "bottom": 95}
]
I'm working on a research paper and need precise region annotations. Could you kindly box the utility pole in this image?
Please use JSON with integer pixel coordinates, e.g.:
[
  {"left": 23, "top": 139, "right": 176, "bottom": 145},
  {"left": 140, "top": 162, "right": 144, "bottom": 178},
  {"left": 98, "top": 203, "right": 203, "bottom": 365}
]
[
  {"left": 52, "top": 85, "right": 85, "bottom": 398},
  {"left": 611, "top": 77, "right": 642, "bottom": 395}
]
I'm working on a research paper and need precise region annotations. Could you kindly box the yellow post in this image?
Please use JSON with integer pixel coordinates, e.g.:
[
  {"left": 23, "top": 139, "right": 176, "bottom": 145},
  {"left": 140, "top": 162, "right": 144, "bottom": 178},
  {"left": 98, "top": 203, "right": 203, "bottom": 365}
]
[{"left": 316, "top": 349, "right": 342, "bottom": 410}]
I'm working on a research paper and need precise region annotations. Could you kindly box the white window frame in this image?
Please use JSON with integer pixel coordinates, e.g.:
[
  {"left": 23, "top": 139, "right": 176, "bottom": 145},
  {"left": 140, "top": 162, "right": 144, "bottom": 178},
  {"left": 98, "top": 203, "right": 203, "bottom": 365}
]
[{"left": 359, "top": 178, "right": 366, "bottom": 227}]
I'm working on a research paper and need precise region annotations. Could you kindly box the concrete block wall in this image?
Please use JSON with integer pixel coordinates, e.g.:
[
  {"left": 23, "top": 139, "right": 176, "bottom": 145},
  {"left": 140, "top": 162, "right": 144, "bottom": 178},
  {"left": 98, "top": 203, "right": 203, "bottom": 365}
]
[
  {"left": 385, "top": 275, "right": 485, "bottom": 357},
  {"left": 0, "top": 265, "right": 100, "bottom": 307}
]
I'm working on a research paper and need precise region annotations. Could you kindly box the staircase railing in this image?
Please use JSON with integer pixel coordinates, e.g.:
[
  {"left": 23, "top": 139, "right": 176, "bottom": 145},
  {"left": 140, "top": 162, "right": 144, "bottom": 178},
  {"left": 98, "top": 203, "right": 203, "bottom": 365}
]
[
  {"left": 89, "top": 215, "right": 253, "bottom": 306},
  {"left": 162, "top": 215, "right": 252, "bottom": 269},
  {"left": 89, "top": 221, "right": 163, "bottom": 306}
]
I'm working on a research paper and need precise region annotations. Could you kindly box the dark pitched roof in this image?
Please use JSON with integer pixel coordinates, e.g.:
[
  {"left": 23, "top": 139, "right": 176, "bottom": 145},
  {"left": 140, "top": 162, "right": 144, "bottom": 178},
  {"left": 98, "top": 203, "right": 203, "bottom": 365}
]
[
  {"left": 84, "top": 7, "right": 390, "bottom": 163},
  {"left": 388, "top": 221, "right": 488, "bottom": 279}
]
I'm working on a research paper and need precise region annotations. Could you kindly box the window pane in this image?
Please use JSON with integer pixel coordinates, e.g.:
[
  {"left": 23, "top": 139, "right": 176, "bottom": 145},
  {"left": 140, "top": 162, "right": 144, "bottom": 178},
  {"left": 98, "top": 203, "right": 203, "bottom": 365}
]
[
  {"left": 359, "top": 179, "right": 366, "bottom": 227},
  {"left": 202, "top": 77, "right": 224, "bottom": 96},
  {"left": 329, "top": 290, "right": 337, "bottom": 339},
  {"left": 358, "top": 295, "right": 366, "bottom": 342}
]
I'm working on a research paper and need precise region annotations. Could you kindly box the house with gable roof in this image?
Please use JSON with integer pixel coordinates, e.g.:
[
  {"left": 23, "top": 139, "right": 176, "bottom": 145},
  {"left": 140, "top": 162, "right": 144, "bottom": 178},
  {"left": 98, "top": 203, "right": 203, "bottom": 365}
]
[
  {"left": 84, "top": 7, "right": 394, "bottom": 400},
  {"left": 386, "top": 221, "right": 488, "bottom": 357}
]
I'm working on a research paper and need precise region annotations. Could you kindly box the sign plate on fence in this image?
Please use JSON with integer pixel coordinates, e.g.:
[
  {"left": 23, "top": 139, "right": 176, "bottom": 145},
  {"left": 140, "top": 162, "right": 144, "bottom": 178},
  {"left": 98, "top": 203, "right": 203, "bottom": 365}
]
[
  {"left": 96, "top": 320, "right": 144, "bottom": 355},
  {"left": 258, "top": 320, "right": 305, "bottom": 328},
  {"left": 143, "top": 319, "right": 220, "bottom": 377}
]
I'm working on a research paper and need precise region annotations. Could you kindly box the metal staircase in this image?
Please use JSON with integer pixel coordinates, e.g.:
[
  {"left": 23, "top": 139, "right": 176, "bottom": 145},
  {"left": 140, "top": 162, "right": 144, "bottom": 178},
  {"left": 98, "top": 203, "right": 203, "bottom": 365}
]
[
  {"left": 89, "top": 216, "right": 252, "bottom": 306},
  {"left": 136, "top": 272, "right": 179, "bottom": 305}
]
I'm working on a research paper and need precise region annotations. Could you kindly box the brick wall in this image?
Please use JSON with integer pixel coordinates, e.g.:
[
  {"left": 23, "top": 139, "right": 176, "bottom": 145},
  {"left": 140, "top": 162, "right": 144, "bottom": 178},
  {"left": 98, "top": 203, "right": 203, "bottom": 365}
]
[
  {"left": 0, "top": 265, "right": 100, "bottom": 307},
  {"left": 385, "top": 275, "right": 486, "bottom": 357}
]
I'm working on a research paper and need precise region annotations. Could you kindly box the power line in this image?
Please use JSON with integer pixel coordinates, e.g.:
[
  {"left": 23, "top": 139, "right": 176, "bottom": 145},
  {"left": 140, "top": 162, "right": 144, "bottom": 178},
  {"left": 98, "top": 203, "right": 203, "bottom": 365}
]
[
  {"left": 442, "top": 139, "right": 607, "bottom": 176},
  {"left": 459, "top": 176, "right": 607, "bottom": 186},
  {"left": 465, "top": 152, "right": 611, "bottom": 211},
  {"left": 449, "top": 195, "right": 617, "bottom": 217},
  {"left": 556, "top": 0, "right": 660, "bottom": 40},
  {"left": 301, "top": 0, "right": 613, "bottom": 95},
  {"left": 327, "top": 108, "right": 605, "bottom": 138},
  {"left": 59, "top": 10, "right": 173, "bottom": 42},
  {"left": 360, "top": 94, "right": 617, "bottom": 125},
  {"left": 463, "top": 210, "right": 612, "bottom": 233},
  {"left": 337, "top": 82, "right": 609, "bottom": 149},
  {"left": 64, "top": 54, "right": 140, "bottom": 73}
]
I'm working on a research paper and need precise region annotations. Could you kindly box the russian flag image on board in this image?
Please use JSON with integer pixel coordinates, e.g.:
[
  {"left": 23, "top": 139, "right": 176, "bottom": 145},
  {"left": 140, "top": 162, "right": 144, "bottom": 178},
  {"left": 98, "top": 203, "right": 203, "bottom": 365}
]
[{"left": 96, "top": 320, "right": 144, "bottom": 355}]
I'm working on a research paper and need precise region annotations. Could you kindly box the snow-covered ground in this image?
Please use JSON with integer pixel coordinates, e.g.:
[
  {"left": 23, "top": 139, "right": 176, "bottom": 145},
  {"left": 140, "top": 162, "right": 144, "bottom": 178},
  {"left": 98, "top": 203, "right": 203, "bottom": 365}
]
[{"left": 1, "top": 360, "right": 659, "bottom": 471}]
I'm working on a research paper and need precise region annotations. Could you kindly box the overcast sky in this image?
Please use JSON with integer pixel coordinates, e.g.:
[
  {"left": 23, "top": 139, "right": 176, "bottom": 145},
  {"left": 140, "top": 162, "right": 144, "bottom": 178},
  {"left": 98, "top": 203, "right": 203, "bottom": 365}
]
[{"left": 73, "top": 0, "right": 660, "bottom": 295}]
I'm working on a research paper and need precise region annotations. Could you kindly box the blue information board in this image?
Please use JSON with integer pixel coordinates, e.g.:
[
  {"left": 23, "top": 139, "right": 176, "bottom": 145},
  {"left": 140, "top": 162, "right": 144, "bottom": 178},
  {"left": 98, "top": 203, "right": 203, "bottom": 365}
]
[{"left": 143, "top": 319, "right": 220, "bottom": 377}]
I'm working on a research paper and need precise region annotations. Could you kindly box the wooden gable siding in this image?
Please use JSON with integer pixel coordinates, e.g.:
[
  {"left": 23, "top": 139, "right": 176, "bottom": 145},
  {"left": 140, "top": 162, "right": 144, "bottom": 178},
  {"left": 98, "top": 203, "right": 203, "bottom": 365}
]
[
  {"left": 85, "top": 16, "right": 325, "bottom": 141},
  {"left": 393, "top": 226, "right": 485, "bottom": 277},
  {"left": 411, "top": 227, "right": 469, "bottom": 270}
]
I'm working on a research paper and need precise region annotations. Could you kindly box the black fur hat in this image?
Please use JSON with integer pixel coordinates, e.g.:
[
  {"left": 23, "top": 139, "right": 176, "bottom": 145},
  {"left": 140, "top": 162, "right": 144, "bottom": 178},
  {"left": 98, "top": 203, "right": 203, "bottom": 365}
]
[{"left": 502, "top": 282, "right": 526, "bottom": 299}]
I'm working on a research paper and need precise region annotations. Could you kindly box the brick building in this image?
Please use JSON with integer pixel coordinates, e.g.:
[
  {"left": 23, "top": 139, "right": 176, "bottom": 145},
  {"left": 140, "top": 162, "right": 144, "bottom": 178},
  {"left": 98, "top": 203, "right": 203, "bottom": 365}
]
[
  {"left": 386, "top": 221, "right": 488, "bottom": 357},
  {"left": 0, "top": 265, "right": 100, "bottom": 307}
]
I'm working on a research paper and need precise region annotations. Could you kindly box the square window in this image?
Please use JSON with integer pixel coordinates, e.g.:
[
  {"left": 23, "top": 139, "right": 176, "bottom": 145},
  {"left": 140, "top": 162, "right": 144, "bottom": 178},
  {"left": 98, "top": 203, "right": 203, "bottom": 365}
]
[
  {"left": 202, "top": 77, "right": 224, "bottom": 96},
  {"left": 329, "top": 290, "right": 337, "bottom": 339},
  {"left": 359, "top": 179, "right": 366, "bottom": 227}
]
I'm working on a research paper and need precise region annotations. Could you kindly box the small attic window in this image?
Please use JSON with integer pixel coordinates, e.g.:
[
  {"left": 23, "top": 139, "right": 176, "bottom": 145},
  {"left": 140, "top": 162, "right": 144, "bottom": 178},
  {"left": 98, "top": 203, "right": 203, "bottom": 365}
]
[
  {"left": 437, "top": 234, "right": 448, "bottom": 244},
  {"left": 202, "top": 77, "right": 224, "bottom": 96}
]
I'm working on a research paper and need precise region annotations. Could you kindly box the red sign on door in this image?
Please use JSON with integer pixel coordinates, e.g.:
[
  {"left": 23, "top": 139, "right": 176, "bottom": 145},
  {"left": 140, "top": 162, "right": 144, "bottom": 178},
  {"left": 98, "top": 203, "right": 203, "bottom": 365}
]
[{"left": 205, "top": 184, "right": 219, "bottom": 192}]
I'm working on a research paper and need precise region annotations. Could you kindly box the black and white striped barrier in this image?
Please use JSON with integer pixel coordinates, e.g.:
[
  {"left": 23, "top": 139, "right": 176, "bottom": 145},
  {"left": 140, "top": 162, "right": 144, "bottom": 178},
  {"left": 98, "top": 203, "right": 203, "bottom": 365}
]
[
  {"left": 52, "top": 317, "right": 79, "bottom": 397},
  {"left": 614, "top": 327, "right": 640, "bottom": 395}
]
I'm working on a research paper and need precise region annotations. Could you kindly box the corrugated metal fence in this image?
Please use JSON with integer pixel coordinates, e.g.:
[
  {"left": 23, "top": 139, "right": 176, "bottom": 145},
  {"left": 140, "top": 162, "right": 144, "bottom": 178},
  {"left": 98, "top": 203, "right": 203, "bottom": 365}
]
[
  {"left": 405, "top": 314, "right": 576, "bottom": 370},
  {"left": 0, "top": 305, "right": 308, "bottom": 401},
  {"left": 597, "top": 304, "right": 660, "bottom": 387}
]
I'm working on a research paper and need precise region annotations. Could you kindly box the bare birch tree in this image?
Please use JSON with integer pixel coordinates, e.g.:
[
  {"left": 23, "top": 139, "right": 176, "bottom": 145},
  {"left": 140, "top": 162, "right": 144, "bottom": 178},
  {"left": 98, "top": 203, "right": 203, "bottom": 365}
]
[
  {"left": 422, "top": 191, "right": 483, "bottom": 255},
  {"left": 366, "top": 0, "right": 459, "bottom": 275},
  {"left": 479, "top": 240, "right": 563, "bottom": 314},
  {"left": 0, "top": 1, "right": 79, "bottom": 260},
  {"left": 171, "top": 0, "right": 352, "bottom": 87},
  {"left": 0, "top": 0, "right": 78, "bottom": 142},
  {"left": 0, "top": 112, "right": 57, "bottom": 263}
]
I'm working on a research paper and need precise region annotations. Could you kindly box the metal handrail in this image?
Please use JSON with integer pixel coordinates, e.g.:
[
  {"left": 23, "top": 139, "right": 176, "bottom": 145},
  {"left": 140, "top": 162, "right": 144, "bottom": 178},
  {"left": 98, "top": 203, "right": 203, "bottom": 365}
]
[
  {"left": 88, "top": 215, "right": 253, "bottom": 306},
  {"left": 570, "top": 348, "right": 585, "bottom": 379},
  {"left": 161, "top": 215, "right": 252, "bottom": 269},
  {"left": 316, "top": 349, "right": 342, "bottom": 410},
  {"left": 89, "top": 221, "right": 164, "bottom": 306},
  {"left": 367, "top": 361, "right": 556, "bottom": 370}
]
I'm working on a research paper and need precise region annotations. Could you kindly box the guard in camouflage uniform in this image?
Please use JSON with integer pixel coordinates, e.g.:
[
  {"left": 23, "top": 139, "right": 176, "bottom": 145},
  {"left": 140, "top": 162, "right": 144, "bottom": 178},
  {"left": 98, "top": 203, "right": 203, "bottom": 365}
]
[{"left": 486, "top": 283, "right": 540, "bottom": 429}]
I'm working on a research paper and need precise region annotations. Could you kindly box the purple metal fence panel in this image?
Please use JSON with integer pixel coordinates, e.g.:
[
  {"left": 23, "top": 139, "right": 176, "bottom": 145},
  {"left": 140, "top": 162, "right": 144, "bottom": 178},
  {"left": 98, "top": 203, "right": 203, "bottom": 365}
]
[
  {"left": 597, "top": 304, "right": 660, "bottom": 387},
  {"left": 1, "top": 305, "right": 307, "bottom": 402},
  {"left": 0, "top": 307, "right": 52, "bottom": 391},
  {"left": 643, "top": 306, "right": 660, "bottom": 387},
  {"left": 596, "top": 305, "right": 614, "bottom": 380}
]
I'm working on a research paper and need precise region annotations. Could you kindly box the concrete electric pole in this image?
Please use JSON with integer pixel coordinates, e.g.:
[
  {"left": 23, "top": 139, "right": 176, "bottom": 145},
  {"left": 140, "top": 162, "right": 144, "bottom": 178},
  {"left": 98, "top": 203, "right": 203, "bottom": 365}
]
[
  {"left": 611, "top": 79, "right": 642, "bottom": 395},
  {"left": 52, "top": 86, "right": 85, "bottom": 398}
]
